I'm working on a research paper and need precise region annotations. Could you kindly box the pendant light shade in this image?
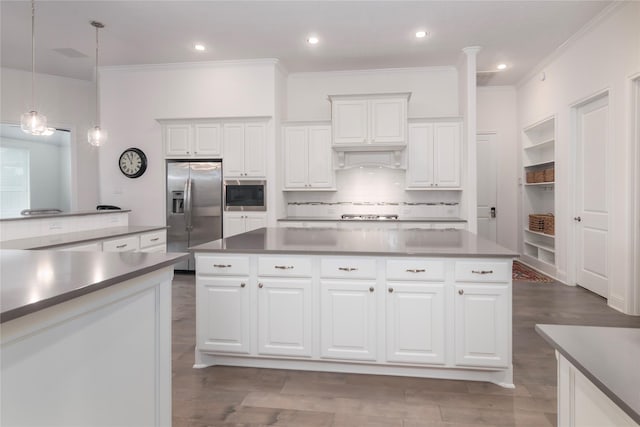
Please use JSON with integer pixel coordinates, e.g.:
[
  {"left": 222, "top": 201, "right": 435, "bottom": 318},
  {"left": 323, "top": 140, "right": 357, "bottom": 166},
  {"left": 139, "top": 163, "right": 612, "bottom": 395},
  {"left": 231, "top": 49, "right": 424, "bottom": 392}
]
[
  {"left": 21, "top": 0, "right": 49, "bottom": 136},
  {"left": 88, "top": 20, "right": 107, "bottom": 146}
]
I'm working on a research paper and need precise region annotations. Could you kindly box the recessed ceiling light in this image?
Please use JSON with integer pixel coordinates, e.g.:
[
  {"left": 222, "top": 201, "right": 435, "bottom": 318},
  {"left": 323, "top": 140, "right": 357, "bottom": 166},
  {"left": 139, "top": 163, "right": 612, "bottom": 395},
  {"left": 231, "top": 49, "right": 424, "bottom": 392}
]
[
  {"left": 194, "top": 44, "right": 206, "bottom": 51},
  {"left": 307, "top": 36, "right": 319, "bottom": 45},
  {"left": 415, "top": 31, "right": 427, "bottom": 38},
  {"left": 497, "top": 63, "right": 508, "bottom": 70}
]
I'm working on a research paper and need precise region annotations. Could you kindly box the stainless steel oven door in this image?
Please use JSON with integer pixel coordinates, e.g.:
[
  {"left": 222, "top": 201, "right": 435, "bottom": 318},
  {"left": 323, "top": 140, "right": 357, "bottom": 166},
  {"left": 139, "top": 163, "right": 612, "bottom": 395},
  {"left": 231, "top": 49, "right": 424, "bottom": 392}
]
[{"left": 223, "top": 180, "right": 266, "bottom": 211}]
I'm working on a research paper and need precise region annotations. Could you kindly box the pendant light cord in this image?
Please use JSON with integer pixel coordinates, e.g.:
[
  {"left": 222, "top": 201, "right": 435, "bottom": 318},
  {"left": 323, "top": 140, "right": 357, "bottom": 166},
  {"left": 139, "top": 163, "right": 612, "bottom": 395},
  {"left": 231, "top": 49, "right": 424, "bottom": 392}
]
[
  {"left": 94, "top": 23, "right": 99, "bottom": 127},
  {"left": 30, "top": 0, "right": 35, "bottom": 110}
]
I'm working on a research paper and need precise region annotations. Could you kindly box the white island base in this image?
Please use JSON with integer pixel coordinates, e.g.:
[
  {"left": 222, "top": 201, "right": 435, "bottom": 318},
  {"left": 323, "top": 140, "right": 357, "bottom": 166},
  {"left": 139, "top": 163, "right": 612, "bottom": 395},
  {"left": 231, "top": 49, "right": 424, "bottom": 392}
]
[{"left": 194, "top": 251, "right": 515, "bottom": 388}]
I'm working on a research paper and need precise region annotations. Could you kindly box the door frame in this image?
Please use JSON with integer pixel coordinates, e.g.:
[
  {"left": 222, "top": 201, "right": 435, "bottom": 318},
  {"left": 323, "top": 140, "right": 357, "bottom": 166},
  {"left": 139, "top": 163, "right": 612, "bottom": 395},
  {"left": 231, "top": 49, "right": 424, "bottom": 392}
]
[
  {"left": 567, "top": 88, "right": 611, "bottom": 295},
  {"left": 476, "top": 131, "right": 499, "bottom": 243},
  {"left": 630, "top": 73, "right": 640, "bottom": 314}
]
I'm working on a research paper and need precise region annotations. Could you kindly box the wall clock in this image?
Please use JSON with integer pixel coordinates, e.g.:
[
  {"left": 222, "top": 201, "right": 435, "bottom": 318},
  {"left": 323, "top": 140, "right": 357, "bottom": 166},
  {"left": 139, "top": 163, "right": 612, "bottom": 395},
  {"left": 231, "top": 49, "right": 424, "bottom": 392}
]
[{"left": 118, "top": 147, "right": 147, "bottom": 178}]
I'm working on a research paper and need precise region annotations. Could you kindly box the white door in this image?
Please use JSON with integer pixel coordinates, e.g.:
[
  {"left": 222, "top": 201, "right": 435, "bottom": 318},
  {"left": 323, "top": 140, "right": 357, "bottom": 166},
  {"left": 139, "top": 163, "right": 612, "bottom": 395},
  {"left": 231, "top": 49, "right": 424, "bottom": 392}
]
[
  {"left": 320, "top": 280, "right": 377, "bottom": 361},
  {"left": 307, "top": 126, "right": 333, "bottom": 188},
  {"left": 223, "top": 214, "right": 246, "bottom": 238},
  {"left": 165, "top": 124, "right": 192, "bottom": 156},
  {"left": 197, "top": 278, "right": 250, "bottom": 354},
  {"left": 406, "top": 123, "right": 435, "bottom": 188},
  {"left": 477, "top": 133, "right": 498, "bottom": 242},
  {"left": 257, "top": 279, "right": 312, "bottom": 357},
  {"left": 434, "top": 122, "right": 461, "bottom": 188},
  {"left": 245, "top": 214, "right": 267, "bottom": 232},
  {"left": 244, "top": 122, "right": 267, "bottom": 177},
  {"left": 194, "top": 123, "right": 222, "bottom": 157},
  {"left": 283, "top": 127, "right": 308, "bottom": 188},
  {"left": 369, "top": 98, "right": 405, "bottom": 144},
  {"left": 386, "top": 282, "right": 445, "bottom": 364},
  {"left": 222, "top": 123, "right": 245, "bottom": 177},
  {"left": 454, "top": 284, "right": 509, "bottom": 368},
  {"left": 575, "top": 94, "right": 609, "bottom": 298},
  {"left": 332, "top": 100, "right": 368, "bottom": 145}
]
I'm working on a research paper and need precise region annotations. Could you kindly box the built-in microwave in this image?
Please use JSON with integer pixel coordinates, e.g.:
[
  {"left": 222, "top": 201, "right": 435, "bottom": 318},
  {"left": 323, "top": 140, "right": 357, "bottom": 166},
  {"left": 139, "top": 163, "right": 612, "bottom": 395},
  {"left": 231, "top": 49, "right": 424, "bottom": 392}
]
[{"left": 223, "top": 180, "right": 266, "bottom": 211}]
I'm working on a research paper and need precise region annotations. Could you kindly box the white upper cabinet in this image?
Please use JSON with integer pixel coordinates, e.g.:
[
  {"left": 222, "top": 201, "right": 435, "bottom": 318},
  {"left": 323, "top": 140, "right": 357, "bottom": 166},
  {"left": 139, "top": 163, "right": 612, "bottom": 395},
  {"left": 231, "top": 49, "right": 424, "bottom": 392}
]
[
  {"left": 329, "top": 93, "right": 410, "bottom": 147},
  {"left": 162, "top": 121, "right": 222, "bottom": 158},
  {"left": 283, "top": 124, "right": 334, "bottom": 190},
  {"left": 406, "top": 121, "right": 461, "bottom": 189},
  {"left": 223, "top": 122, "right": 267, "bottom": 178}
]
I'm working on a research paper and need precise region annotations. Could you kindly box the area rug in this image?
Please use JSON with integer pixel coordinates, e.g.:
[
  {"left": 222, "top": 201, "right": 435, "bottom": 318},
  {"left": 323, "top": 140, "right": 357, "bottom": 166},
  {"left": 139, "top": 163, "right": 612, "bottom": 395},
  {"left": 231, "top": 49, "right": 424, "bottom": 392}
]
[{"left": 512, "top": 261, "right": 554, "bottom": 283}]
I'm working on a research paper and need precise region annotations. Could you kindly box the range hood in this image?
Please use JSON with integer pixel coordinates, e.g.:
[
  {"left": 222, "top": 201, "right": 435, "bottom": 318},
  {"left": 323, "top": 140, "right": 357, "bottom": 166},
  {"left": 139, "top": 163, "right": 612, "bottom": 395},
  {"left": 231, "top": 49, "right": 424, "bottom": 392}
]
[{"left": 334, "top": 149, "right": 405, "bottom": 169}]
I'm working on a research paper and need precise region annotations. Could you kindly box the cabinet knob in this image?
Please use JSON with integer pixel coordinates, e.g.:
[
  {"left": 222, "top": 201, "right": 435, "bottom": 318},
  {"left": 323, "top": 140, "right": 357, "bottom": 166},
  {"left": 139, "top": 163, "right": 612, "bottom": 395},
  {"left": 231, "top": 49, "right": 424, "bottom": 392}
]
[
  {"left": 194, "top": 151, "right": 198, "bottom": 154},
  {"left": 574, "top": 216, "right": 582, "bottom": 222},
  {"left": 388, "top": 287, "right": 394, "bottom": 293},
  {"left": 369, "top": 286, "right": 375, "bottom": 293},
  {"left": 240, "top": 283, "right": 246, "bottom": 288},
  {"left": 458, "top": 289, "right": 464, "bottom": 295},
  {"left": 258, "top": 283, "right": 263, "bottom": 288}
]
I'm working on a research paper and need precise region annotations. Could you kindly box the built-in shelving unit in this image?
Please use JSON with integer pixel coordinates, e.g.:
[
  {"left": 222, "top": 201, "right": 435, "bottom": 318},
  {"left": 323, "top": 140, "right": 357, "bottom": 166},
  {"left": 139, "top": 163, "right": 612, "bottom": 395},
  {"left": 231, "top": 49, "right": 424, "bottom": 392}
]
[{"left": 522, "top": 116, "right": 556, "bottom": 275}]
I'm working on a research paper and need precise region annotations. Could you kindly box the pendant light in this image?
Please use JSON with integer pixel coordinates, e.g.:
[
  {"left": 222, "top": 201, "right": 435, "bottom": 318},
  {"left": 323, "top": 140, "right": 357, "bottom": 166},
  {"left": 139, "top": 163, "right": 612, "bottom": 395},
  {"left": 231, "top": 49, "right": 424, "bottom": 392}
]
[
  {"left": 87, "top": 20, "right": 107, "bottom": 146},
  {"left": 20, "top": 0, "right": 48, "bottom": 135}
]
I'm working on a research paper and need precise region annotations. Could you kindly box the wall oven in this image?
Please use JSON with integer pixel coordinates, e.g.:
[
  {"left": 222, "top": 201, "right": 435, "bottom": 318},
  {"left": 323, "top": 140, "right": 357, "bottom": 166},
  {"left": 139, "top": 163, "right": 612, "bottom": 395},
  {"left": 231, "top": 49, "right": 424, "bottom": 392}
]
[{"left": 223, "top": 180, "right": 266, "bottom": 211}]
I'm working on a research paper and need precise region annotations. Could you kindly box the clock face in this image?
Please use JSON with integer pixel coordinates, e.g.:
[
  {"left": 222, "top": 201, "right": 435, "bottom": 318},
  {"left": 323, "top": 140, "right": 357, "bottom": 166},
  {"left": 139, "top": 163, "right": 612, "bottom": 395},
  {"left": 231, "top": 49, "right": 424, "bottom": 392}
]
[{"left": 119, "top": 148, "right": 147, "bottom": 178}]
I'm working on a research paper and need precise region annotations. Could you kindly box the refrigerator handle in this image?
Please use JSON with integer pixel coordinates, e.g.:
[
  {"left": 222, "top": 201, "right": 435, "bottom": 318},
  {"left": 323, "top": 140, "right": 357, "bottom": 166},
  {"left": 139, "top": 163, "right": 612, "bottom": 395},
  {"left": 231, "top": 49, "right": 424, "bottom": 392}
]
[
  {"left": 187, "top": 177, "right": 194, "bottom": 231},
  {"left": 184, "top": 179, "right": 190, "bottom": 231}
]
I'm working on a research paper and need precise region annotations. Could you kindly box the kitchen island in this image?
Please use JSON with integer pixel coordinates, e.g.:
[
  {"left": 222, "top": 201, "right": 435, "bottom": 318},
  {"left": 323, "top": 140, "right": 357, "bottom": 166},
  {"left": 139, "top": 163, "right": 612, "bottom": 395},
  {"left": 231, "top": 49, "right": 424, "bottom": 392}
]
[
  {"left": 0, "top": 249, "right": 187, "bottom": 426},
  {"left": 191, "top": 227, "right": 518, "bottom": 387}
]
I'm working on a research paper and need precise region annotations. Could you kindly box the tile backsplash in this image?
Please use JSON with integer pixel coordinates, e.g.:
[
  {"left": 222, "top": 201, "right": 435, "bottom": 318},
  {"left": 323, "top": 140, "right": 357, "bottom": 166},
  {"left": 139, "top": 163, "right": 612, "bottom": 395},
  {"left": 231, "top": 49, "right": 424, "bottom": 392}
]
[{"left": 285, "top": 167, "right": 461, "bottom": 218}]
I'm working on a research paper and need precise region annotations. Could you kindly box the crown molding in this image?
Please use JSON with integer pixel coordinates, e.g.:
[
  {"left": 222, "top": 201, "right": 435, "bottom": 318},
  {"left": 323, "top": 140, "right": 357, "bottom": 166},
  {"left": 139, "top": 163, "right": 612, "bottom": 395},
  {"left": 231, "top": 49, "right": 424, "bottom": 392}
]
[
  {"left": 287, "top": 65, "right": 457, "bottom": 79},
  {"left": 101, "top": 58, "right": 280, "bottom": 73}
]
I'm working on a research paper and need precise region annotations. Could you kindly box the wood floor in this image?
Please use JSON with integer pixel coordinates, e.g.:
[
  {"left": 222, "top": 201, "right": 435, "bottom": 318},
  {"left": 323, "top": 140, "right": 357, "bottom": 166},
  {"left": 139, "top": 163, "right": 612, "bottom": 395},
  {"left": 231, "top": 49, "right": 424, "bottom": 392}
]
[{"left": 171, "top": 273, "right": 640, "bottom": 427}]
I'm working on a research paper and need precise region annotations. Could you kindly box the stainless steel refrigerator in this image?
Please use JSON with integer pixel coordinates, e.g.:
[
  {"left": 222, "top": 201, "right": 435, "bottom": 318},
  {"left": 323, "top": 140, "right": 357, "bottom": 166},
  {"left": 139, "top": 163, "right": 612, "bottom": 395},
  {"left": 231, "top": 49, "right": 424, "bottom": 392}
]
[{"left": 167, "top": 160, "right": 222, "bottom": 271}]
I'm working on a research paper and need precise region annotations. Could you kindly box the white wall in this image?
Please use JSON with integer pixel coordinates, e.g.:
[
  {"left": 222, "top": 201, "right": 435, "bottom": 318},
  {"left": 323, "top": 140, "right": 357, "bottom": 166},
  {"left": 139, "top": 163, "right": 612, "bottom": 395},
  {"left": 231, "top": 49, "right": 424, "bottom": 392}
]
[
  {"left": 99, "top": 60, "right": 277, "bottom": 226},
  {"left": 477, "top": 86, "right": 519, "bottom": 251},
  {"left": 0, "top": 68, "right": 98, "bottom": 210},
  {"left": 517, "top": 2, "right": 640, "bottom": 314},
  {"left": 286, "top": 67, "right": 458, "bottom": 121}
]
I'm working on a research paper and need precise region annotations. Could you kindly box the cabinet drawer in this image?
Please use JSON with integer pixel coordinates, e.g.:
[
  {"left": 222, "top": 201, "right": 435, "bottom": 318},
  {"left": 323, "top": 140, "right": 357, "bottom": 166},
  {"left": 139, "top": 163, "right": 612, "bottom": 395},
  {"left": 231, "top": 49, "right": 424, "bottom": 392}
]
[
  {"left": 455, "top": 261, "right": 510, "bottom": 283},
  {"left": 139, "top": 230, "right": 166, "bottom": 248},
  {"left": 197, "top": 255, "right": 250, "bottom": 276},
  {"left": 386, "top": 259, "right": 445, "bottom": 281},
  {"left": 102, "top": 236, "right": 139, "bottom": 252},
  {"left": 258, "top": 256, "right": 312, "bottom": 277},
  {"left": 321, "top": 257, "right": 376, "bottom": 279}
]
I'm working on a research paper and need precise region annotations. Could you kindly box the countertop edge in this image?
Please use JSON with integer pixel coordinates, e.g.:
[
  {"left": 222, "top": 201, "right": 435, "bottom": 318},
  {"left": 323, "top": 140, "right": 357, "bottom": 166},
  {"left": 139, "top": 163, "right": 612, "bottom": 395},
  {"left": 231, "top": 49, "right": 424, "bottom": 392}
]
[
  {"left": 190, "top": 248, "right": 517, "bottom": 258},
  {"left": 277, "top": 217, "right": 467, "bottom": 223},
  {"left": 0, "top": 209, "right": 132, "bottom": 222},
  {"left": 0, "top": 252, "right": 188, "bottom": 324},
  {"left": 535, "top": 324, "right": 640, "bottom": 425}
]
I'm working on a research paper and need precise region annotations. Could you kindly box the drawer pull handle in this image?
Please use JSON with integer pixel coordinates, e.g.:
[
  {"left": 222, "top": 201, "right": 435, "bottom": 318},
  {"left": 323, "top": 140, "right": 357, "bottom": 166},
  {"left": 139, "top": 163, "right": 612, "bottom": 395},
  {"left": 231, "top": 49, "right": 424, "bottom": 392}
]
[
  {"left": 116, "top": 244, "right": 127, "bottom": 249},
  {"left": 459, "top": 289, "right": 464, "bottom": 295},
  {"left": 472, "top": 270, "right": 494, "bottom": 275},
  {"left": 213, "top": 264, "right": 232, "bottom": 268},
  {"left": 369, "top": 287, "right": 375, "bottom": 292},
  {"left": 274, "top": 265, "right": 294, "bottom": 270},
  {"left": 338, "top": 267, "right": 358, "bottom": 272},
  {"left": 150, "top": 237, "right": 160, "bottom": 242},
  {"left": 406, "top": 268, "right": 426, "bottom": 273},
  {"left": 258, "top": 283, "right": 264, "bottom": 288},
  {"left": 388, "top": 287, "right": 394, "bottom": 293},
  {"left": 240, "top": 283, "right": 246, "bottom": 288}
]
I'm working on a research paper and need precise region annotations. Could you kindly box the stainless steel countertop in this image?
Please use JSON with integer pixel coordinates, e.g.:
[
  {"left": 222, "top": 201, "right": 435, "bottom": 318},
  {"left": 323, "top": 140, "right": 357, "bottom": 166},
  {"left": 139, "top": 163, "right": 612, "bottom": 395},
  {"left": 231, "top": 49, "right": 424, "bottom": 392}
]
[
  {"left": 0, "top": 249, "right": 188, "bottom": 323},
  {"left": 535, "top": 324, "right": 640, "bottom": 424},
  {"left": 0, "top": 209, "right": 131, "bottom": 222},
  {"left": 278, "top": 217, "right": 467, "bottom": 223},
  {"left": 190, "top": 227, "right": 517, "bottom": 258},
  {"left": 0, "top": 226, "right": 168, "bottom": 250}
]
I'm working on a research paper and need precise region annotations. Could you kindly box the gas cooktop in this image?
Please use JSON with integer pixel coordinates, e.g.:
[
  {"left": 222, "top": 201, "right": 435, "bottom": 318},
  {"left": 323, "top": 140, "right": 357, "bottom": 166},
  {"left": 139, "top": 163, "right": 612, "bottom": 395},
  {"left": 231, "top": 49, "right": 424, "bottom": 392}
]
[{"left": 340, "top": 214, "right": 399, "bottom": 221}]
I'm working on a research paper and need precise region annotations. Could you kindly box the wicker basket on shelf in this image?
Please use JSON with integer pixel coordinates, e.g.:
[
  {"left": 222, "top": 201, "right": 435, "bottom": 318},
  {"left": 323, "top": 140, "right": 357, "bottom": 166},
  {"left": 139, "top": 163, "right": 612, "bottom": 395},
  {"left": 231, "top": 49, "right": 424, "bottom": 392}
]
[
  {"left": 526, "top": 171, "right": 535, "bottom": 183},
  {"left": 534, "top": 170, "right": 545, "bottom": 183},
  {"left": 543, "top": 214, "right": 555, "bottom": 235},
  {"left": 529, "top": 214, "right": 554, "bottom": 235},
  {"left": 544, "top": 167, "right": 555, "bottom": 182}
]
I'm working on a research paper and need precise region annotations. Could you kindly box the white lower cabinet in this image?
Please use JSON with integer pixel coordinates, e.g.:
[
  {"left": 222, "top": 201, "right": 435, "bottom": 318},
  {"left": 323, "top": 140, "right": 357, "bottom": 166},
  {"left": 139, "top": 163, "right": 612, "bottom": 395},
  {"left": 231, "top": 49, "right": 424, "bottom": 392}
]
[
  {"left": 454, "top": 283, "right": 509, "bottom": 368},
  {"left": 223, "top": 213, "right": 267, "bottom": 238},
  {"left": 386, "top": 282, "right": 445, "bottom": 364},
  {"left": 197, "top": 277, "right": 250, "bottom": 354},
  {"left": 257, "top": 279, "right": 312, "bottom": 357},
  {"left": 320, "top": 280, "right": 377, "bottom": 361}
]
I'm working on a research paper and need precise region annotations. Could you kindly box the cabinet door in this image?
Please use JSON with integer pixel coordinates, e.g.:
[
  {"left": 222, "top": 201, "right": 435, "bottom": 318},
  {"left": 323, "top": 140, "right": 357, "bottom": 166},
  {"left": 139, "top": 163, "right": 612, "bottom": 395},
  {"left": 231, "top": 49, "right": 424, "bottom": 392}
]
[
  {"left": 434, "top": 123, "right": 461, "bottom": 188},
  {"left": 244, "top": 122, "right": 267, "bottom": 177},
  {"left": 406, "top": 123, "right": 435, "bottom": 188},
  {"left": 386, "top": 282, "right": 445, "bottom": 364},
  {"left": 454, "top": 284, "right": 509, "bottom": 368},
  {"left": 194, "top": 123, "right": 222, "bottom": 157},
  {"left": 245, "top": 213, "right": 267, "bottom": 232},
  {"left": 165, "top": 124, "right": 192, "bottom": 156},
  {"left": 320, "top": 280, "right": 377, "bottom": 361},
  {"left": 332, "top": 100, "right": 368, "bottom": 145},
  {"left": 197, "top": 278, "right": 250, "bottom": 354},
  {"left": 223, "top": 214, "right": 246, "bottom": 238},
  {"left": 369, "top": 98, "right": 406, "bottom": 144},
  {"left": 283, "top": 127, "right": 308, "bottom": 188},
  {"left": 307, "top": 126, "right": 334, "bottom": 188},
  {"left": 223, "top": 123, "right": 245, "bottom": 177},
  {"left": 257, "top": 279, "right": 312, "bottom": 357}
]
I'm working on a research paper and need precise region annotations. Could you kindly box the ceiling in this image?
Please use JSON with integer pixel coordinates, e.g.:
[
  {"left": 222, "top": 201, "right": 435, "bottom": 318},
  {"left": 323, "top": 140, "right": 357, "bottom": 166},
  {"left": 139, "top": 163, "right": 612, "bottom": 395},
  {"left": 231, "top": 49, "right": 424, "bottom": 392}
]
[{"left": 0, "top": 1, "right": 612, "bottom": 86}]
